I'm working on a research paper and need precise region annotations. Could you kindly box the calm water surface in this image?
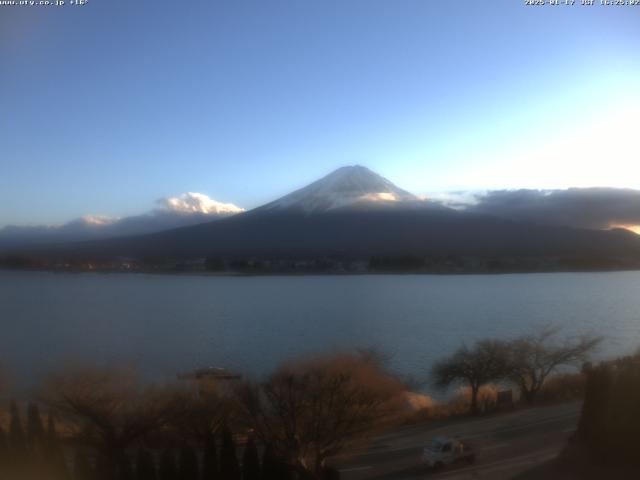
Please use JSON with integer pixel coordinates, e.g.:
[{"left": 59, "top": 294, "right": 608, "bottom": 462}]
[{"left": 1, "top": 270, "right": 639, "bottom": 387}]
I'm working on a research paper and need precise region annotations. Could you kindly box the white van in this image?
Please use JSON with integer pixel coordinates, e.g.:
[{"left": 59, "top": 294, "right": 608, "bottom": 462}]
[{"left": 422, "top": 437, "right": 476, "bottom": 471}]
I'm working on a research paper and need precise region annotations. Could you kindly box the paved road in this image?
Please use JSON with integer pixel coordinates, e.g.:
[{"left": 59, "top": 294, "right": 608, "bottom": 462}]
[{"left": 336, "top": 402, "right": 581, "bottom": 480}]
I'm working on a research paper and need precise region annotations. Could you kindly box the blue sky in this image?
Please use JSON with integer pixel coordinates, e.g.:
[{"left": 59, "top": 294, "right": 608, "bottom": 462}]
[{"left": 1, "top": 0, "right": 639, "bottom": 226}]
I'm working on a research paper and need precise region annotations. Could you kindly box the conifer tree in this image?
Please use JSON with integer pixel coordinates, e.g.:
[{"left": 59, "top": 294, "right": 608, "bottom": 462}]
[
  {"left": 279, "top": 459, "right": 292, "bottom": 480},
  {"left": 202, "top": 435, "right": 218, "bottom": 480},
  {"left": 0, "top": 425, "right": 8, "bottom": 474},
  {"left": 241, "top": 437, "right": 260, "bottom": 480},
  {"left": 27, "top": 402, "right": 46, "bottom": 454},
  {"left": 260, "top": 445, "right": 280, "bottom": 480},
  {"left": 219, "top": 427, "right": 240, "bottom": 480},
  {"left": 260, "top": 445, "right": 274, "bottom": 480},
  {"left": 9, "top": 400, "right": 30, "bottom": 475},
  {"left": 46, "top": 412, "right": 57, "bottom": 448},
  {"left": 178, "top": 445, "right": 199, "bottom": 480},
  {"left": 73, "top": 449, "right": 94, "bottom": 480},
  {"left": 9, "top": 400, "right": 27, "bottom": 456},
  {"left": 119, "top": 453, "right": 134, "bottom": 480},
  {"left": 158, "top": 449, "right": 177, "bottom": 480},
  {"left": 45, "top": 412, "right": 70, "bottom": 480},
  {"left": 136, "top": 448, "right": 157, "bottom": 480},
  {"left": 94, "top": 453, "right": 113, "bottom": 480}
]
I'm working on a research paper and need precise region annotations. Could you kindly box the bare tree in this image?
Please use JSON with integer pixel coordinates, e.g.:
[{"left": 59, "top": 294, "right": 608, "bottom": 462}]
[
  {"left": 167, "top": 378, "right": 235, "bottom": 446},
  {"left": 237, "top": 353, "right": 404, "bottom": 479},
  {"left": 431, "top": 340, "right": 510, "bottom": 414},
  {"left": 41, "top": 366, "right": 180, "bottom": 479},
  {"left": 506, "top": 327, "right": 601, "bottom": 404}
]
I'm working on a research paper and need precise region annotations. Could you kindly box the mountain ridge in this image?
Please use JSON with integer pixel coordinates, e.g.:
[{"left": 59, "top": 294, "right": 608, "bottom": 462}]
[{"left": 3, "top": 166, "right": 640, "bottom": 273}]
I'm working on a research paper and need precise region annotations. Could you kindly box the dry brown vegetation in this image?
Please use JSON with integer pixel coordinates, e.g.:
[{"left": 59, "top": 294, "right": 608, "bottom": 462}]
[
  {"left": 0, "top": 351, "right": 407, "bottom": 480},
  {"left": 237, "top": 352, "right": 405, "bottom": 479},
  {"left": 0, "top": 331, "right": 605, "bottom": 479}
]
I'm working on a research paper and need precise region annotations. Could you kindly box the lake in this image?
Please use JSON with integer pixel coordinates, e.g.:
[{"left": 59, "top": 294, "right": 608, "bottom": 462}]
[{"left": 1, "top": 270, "right": 639, "bottom": 389}]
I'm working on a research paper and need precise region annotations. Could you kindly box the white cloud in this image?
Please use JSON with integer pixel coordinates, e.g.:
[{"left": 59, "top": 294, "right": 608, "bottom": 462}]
[
  {"left": 425, "top": 191, "right": 480, "bottom": 209},
  {"left": 0, "top": 192, "right": 245, "bottom": 247},
  {"left": 79, "top": 215, "right": 119, "bottom": 226},
  {"left": 158, "top": 192, "right": 245, "bottom": 215},
  {"left": 359, "top": 192, "right": 400, "bottom": 202}
]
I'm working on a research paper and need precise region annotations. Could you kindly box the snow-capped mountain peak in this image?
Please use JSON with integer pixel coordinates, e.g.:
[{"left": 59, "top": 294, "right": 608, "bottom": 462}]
[{"left": 260, "top": 165, "right": 420, "bottom": 213}]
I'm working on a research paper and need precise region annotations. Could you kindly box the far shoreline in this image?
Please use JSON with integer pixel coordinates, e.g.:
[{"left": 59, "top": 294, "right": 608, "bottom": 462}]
[{"left": 3, "top": 265, "right": 640, "bottom": 277}]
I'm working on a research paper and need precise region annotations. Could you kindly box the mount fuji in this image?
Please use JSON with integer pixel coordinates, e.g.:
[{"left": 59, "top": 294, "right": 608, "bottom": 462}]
[
  {"left": 6, "top": 166, "right": 640, "bottom": 272},
  {"left": 257, "top": 165, "right": 425, "bottom": 213}
]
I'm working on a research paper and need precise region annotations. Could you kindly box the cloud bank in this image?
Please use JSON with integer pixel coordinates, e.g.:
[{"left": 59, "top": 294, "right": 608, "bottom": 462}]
[
  {"left": 0, "top": 193, "right": 244, "bottom": 248},
  {"left": 5, "top": 186, "right": 640, "bottom": 250},
  {"left": 462, "top": 188, "right": 640, "bottom": 232}
]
